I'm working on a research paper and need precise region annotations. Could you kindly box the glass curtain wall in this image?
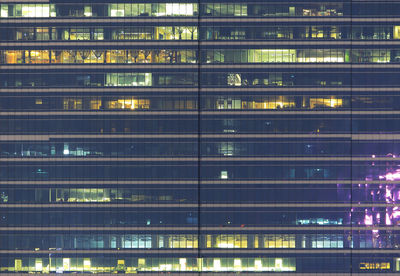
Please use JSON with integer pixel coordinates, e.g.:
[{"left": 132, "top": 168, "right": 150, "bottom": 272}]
[{"left": 1, "top": 0, "right": 400, "bottom": 274}]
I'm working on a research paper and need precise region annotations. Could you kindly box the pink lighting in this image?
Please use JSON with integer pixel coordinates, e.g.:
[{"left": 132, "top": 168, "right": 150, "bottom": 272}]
[
  {"left": 348, "top": 160, "right": 400, "bottom": 232},
  {"left": 364, "top": 214, "right": 373, "bottom": 225},
  {"left": 386, "top": 213, "right": 392, "bottom": 225},
  {"left": 385, "top": 187, "right": 392, "bottom": 201},
  {"left": 392, "top": 210, "right": 400, "bottom": 218},
  {"left": 381, "top": 170, "right": 400, "bottom": 181}
]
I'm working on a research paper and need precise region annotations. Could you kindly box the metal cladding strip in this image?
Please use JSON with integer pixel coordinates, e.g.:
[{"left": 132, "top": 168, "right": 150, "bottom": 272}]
[
  {"left": 0, "top": 87, "right": 199, "bottom": 93},
  {"left": 0, "top": 18, "right": 199, "bottom": 24},
  {"left": 0, "top": 180, "right": 400, "bottom": 185},
  {"left": 1, "top": 203, "right": 400, "bottom": 208},
  {"left": 4, "top": 41, "right": 400, "bottom": 47},
  {"left": 1, "top": 226, "right": 400, "bottom": 231},
  {"left": 2, "top": 134, "right": 400, "bottom": 140},
  {"left": 1, "top": 87, "right": 400, "bottom": 93},
  {"left": 0, "top": 64, "right": 199, "bottom": 70},
  {"left": 0, "top": 249, "right": 399, "bottom": 254},
  {"left": 4, "top": 64, "right": 400, "bottom": 69},
  {"left": 0, "top": 156, "right": 396, "bottom": 161},
  {"left": 0, "top": 41, "right": 198, "bottom": 47},
  {"left": 0, "top": 274, "right": 399, "bottom": 276},
  {"left": 3, "top": 111, "right": 400, "bottom": 115},
  {"left": 0, "top": 156, "right": 368, "bottom": 162},
  {"left": 3, "top": 17, "right": 400, "bottom": 23}
]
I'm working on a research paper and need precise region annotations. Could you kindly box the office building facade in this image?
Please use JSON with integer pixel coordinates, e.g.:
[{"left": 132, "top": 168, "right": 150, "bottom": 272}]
[{"left": 1, "top": 0, "right": 400, "bottom": 274}]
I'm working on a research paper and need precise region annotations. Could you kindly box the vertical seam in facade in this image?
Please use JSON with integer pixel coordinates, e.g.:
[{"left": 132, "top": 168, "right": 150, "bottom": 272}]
[
  {"left": 350, "top": 0, "right": 353, "bottom": 273},
  {"left": 197, "top": 0, "right": 201, "bottom": 271}
]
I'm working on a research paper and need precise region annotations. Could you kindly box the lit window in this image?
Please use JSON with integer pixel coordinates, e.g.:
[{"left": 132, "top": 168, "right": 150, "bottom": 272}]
[
  {"left": 83, "top": 259, "right": 91, "bottom": 270},
  {"left": 166, "top": 3, "right": 195, "bottom": 16},
  {"left": 394, "top": 26, "right": 400, "bottom": 39},
  {"left": 84, "top": 5, "right": 92, "bottom": 17},
  {"left": 1, "top": 5, "right": 8, "bottom": 17},
  {"left": 14, "top": 260, "right": 22, "bottom": 272},
  {"left": 213, "top": 259, "right": 221, "bottom": 271},
  {"left": 309, "top": 97, "right": 343, "bottom": 108},
  {"left": 35, "top": 259, "right": 42, "bottom": 271},
  {"left": 220, "top": 171, "right": 228, "bottom": 179},
  {"left": 227, "top": 73, "right": 241, "bottom": 86},
  {"left": 233, "top": 259, "right": 241, "bottom": 271},
  {"left": 179, "top": 258, "right": 186, "bottom": 271},
  {"left": 63, "top": 258, "right": 70, "bottom": 271},
  {"left": 275, "top": 259, "right": 283, "bottom": 270}
]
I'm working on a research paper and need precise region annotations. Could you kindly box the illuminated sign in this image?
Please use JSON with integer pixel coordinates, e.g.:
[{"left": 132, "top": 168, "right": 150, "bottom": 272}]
[{"left": 359, "top": 262, "right": 390, "bottom": 270}]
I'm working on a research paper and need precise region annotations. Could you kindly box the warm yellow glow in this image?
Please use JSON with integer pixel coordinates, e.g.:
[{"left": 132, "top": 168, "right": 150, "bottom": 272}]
[
  {"left": 90, "top": 99, "right": 102, "bottom": 110},
  {"left": 138, "top": 258, "right": 145, "bottom": 267},
  {"left": 169, "top": 235, "right": 198, "bottom": 248},
  {"left": 206, "top": 235, "right": 212, "bottom": 248},
  {"left": 310, "top": 97, "right": 343, "bottom": 109},
  {"left": 264, "top": 235, "right": 296, "bottom": 248},
  {"left": 63, "top": 98, "right": 82, "bottom": 110},
  {"left": 14, "top": 260, "right": 22, "bottom": 272},
  {"left": 3, "top": 50, "right": 195, "bottom": 64},
  {"left": 394, "top": 26, "right": 400, "bottom": 39},
  {"left": 3, "top": 257, "right": 296, "bottom": 273},
  {"left": 62, "top": 98, "right": 152, "bottom": 110},
  {"left": 359, "top": 262, "right": 390, "bottom": 270},
  {"left": 254, "top": 235, "right": 259, "bottom": 248},
  {"left": 242, "top": 99, "right": 295, "bottom": 109},
  {"left": 4, "top": 51, "right": 18, "bottom": 64},
  {"left": 106, "top": 98, "right": 150, "bottom": 110},
  {"left": 215, "top": 234, "right": 247, "bottom": 248}
]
